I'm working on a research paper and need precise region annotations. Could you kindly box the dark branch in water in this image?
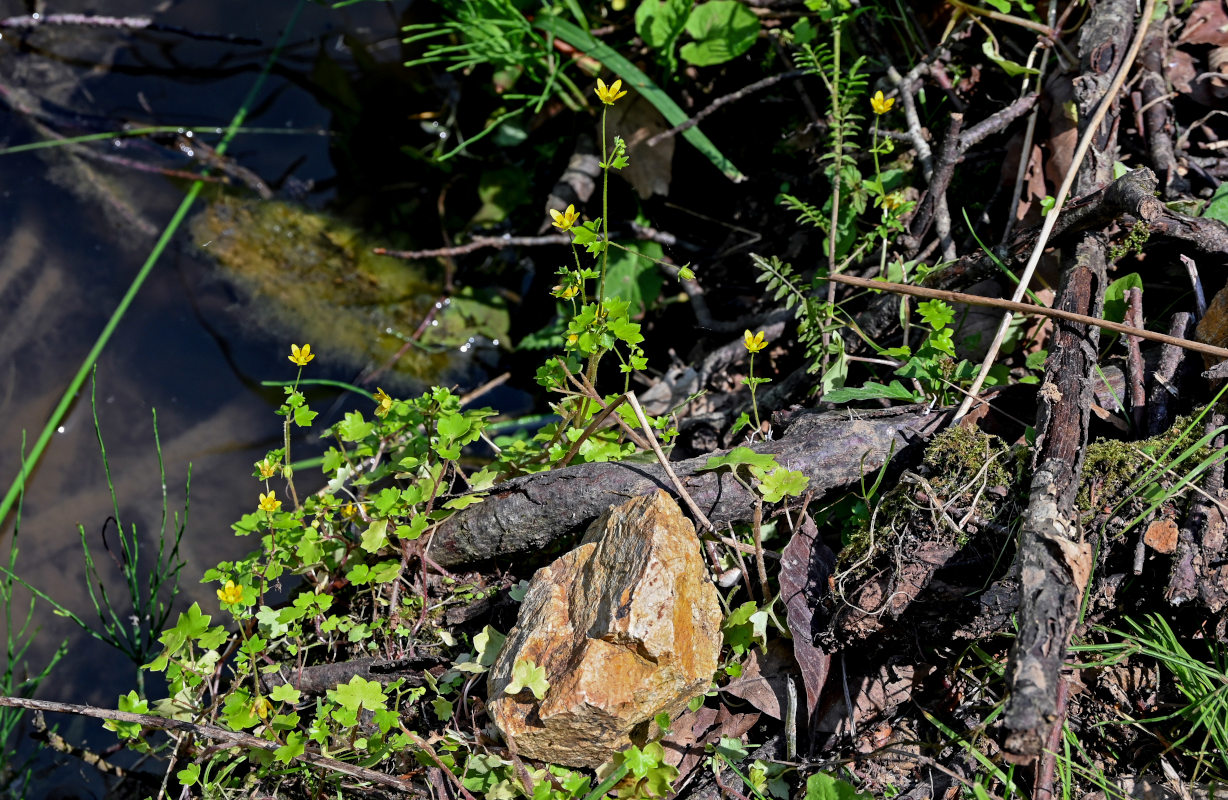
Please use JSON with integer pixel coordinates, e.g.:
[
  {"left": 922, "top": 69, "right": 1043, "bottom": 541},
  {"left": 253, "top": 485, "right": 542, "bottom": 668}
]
[{"left": 0, "top": 13, "right": 262, "bottom": 45}]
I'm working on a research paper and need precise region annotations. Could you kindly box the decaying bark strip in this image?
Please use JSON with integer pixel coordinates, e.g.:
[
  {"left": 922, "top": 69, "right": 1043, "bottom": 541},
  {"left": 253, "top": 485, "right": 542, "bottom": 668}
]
[
  {"left": 429, "top": 407, "right": 950, "bottom": 568},
  {"left": 1002, "top": 235, "right": 1105, "bottom": 758},
  {"left": 1002, "top": 0, "right": 1135, "bottom": 759}
]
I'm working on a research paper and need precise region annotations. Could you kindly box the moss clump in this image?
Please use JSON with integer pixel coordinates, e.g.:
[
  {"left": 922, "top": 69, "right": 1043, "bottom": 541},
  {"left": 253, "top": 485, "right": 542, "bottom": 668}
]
[
  {"left": 1077, "top": 412, "right": 1214, "bottom": 520},
  {"left": 834, "top": 426, "right": 1013, "bottom": 579},
  {"left": 921, "top": 426, "right": 1012, "bottom": 493},
  {"left": 191, "top": 196, "right": 508, "bottom": 388}
]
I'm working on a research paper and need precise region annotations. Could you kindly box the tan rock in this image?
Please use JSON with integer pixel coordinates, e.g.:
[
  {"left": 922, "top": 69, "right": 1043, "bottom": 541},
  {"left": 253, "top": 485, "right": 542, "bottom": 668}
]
[{"left": 487, "top": 490, "right": 722, "bottom": 767}]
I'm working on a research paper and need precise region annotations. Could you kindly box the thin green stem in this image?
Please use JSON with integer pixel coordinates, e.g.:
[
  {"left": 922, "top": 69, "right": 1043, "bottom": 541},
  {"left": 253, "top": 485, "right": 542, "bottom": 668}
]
[
  {"left": 749, "top": 354, "right": 762, "bottom": 432},
  {"left": 598, "top": 106, "right": 610, "bottom": 302}
]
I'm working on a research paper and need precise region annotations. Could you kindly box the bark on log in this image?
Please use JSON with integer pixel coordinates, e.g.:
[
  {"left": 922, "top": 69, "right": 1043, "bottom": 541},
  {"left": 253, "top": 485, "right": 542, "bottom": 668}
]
[
  {"left": 428, "top": 406, "right": 951, "bottom": 568},
  {"left": 1002, "top": 235, "right": 1106, "bottom": 758},
  {"left": 1002, "top": 0, "right": 1134, "bottom": 759}
]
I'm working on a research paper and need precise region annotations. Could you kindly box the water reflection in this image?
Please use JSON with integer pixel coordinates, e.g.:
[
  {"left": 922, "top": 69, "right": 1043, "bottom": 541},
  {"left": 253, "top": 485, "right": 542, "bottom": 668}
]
[{"left": 0, "top": 0, "right": 430, "bottom": 719}]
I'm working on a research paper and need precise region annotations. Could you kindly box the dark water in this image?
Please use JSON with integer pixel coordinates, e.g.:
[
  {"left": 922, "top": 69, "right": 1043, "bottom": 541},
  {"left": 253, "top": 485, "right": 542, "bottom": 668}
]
[{"left": 0, "top": 0, "right": 487, "bottom": 765}]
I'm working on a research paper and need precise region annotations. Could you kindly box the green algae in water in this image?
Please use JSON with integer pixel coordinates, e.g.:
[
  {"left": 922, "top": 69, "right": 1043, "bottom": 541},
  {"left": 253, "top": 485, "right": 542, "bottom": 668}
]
[{"left": 190, "top": 197, "right": 508, "bottom": 389}]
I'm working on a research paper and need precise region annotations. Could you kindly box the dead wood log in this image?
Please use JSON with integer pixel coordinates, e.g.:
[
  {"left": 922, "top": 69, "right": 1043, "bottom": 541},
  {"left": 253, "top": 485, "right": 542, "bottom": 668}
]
[
  {"left": 1002, "top": 0, "right": 1135, "bottom": 759},
  {"left": 428, "top": 406, "right": 951, "bottom": 568}
]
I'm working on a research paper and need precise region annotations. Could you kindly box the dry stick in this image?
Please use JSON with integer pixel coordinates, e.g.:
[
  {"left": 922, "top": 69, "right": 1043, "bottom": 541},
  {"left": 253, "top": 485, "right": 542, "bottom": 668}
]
[
  {"left": 0, "top": 695, "right": 422, "bottom": 795},
  {"left": 1002, "top": 0, "right": 1057, "bottom": 244},
  {"left": 556, "top": 394, "right": 628, "bottom": 468},
  {"left": 1124, "top": 286, "right": 1147, "bottom": 431},
  {"left": 821, "top": 272, "right": 1228, "bottom": 361},
  {"left": 646, "top": 71, "right": 804, "bottom": 147},
  {"left": 953, "top": 0, "right": 1157, "bottom": 423},
  {"left": 625, "top": 393, "right": 714, "bottom": 531}
]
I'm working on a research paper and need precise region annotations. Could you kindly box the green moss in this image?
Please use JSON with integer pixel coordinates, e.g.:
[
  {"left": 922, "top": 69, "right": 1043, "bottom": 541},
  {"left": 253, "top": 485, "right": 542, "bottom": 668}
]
[
  {"left": 922, "top": 426, "right": 1012, "bottom": 492},
  {"left": 190, "top": 196, "right": 509, "bottom": 388},
  {"left": 1077, "top": 412, "right": 1214, "bottom": 521},
  {"left": 834, "top": 426, "right": 1014, "bottom": 578}
]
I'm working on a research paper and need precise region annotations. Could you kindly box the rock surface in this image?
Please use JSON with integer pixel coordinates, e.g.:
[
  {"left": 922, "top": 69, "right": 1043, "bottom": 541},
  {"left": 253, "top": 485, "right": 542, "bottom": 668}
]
[{"left": 487, "top": 490, "right": 722, "bottom": 767}]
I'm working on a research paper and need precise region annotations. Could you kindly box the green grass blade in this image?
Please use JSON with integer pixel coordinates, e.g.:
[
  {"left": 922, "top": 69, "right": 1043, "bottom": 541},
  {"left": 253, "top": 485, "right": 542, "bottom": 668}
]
[
  {"left": 530, "top": 15, "right": 745, "bottom": 182},
  {"left": 0, "top": 0, "right": 310, "bottom": 529}
]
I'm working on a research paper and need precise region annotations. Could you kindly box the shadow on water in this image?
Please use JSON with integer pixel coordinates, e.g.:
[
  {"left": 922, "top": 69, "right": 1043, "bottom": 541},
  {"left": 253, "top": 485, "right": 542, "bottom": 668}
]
[{"left": 0, "top": 0, "right": 527, "bottom": 783}]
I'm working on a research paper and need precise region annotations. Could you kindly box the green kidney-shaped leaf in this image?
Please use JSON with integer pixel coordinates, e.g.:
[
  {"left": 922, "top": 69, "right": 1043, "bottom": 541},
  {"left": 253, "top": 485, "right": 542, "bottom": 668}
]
[
  {"left": 636, "top": 0, "right": 692, "bottom": 51},
  {"left": 1102, "top": 272, "right": 1143, "bottom": 324},
  {"left": 680, "top": 1, "right": 760, "bottom": 66}
]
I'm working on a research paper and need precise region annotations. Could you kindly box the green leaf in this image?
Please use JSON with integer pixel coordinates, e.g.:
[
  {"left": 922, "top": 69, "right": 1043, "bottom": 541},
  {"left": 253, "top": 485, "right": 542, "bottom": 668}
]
[
  {"left": 270, "top": 683, "right": 301, "bottom": 705},
  {"left": 293, "top": 404, "right": 318, "bottom": 428},
  {"left": 804, "top": 772, "right": 873, "bottom": 800},
  {"left": 361, "top": 518, "right": 389, "bottom": 553},
  {"left": 328, "top": 675, "right": 388, "bottom": 712},
  {"left": 475, "top": 625, "right": 507, "bottom": 667},
  {"left": 177, "top": 763, "right": 201, "bottom": 786},
  {"left": 274, "top": 732, "right": 306, "bottom": 764},
  {"left": 505, "top": 658, "right": 550, "bottom": 700},
  {"left": 822, "top": 381, "right": 921, "bottom": 404},
  {"left": 437, "top": 412, "right": 471, "bottom": 440},
  {"left": 755, "top": 467, "right": 810, "bottom": 503},
  {"left": 1103, "top": 272, "right": 1143, "bottom": 323},
  {"left": 531, "top": 16, "right": 745, "bottom": 180},
  {"left": 981, "top": 38, "right": 1039, "bottom": 77},
  {"left": 679, "top": 1, "right": 761, "bottom": 66},
  {"left": 337, "top": 411, "right": 374, "bottom": 442},
  {"left": 1203, "top": 183, "right": 1228, "bottom": 226},
  {"left": 916, "top": 299, "right": 954, "bottom": 330},
  {"left": 636, "top": 0, "right": 692, "bottom": 51},
  {"left": 444, "top": 494, "right": 486, "bottom": 510},
  {"left": 702, "top": 446, "right": 779, "bottom": 473},
  {"left": 432, "top": 696, "right": 454, "bottom": 721}
]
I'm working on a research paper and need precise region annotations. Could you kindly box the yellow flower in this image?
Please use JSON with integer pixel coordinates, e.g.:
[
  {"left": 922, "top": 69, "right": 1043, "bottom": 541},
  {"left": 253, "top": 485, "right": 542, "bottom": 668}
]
[
  {"left": 567, "top": 333, "right": 579, "bottom": 347},
  {"left": 341, "top": 502, "right": 358, "bottom": 520},
  {"left": 560, "top": 284, "right": 580, "bottom": 299},
  {"left": 256, "top": 458, "right": 277, "bottom": 480},
  {"left": 549, "top": 204, "right": 580, "bottom": 232},
  {"left": 252, "top": 696, "right": 273, "bottom": 720},
  {"left": 595, "top": 78, "right": 628, "bottom": 106},
  {"left": 288, "top": 343, "right": 315, "bottom": 366},
  {"left": 743, "top": 330, "right": 767, "bottom": 353},
  {"left": 870, "top": 90, "right": 894, "bottom": 116},
  {"left": 217, "top": 580, "right": 243, "bottom": 605},
  {"left": 882, "top": 191, "right": 906, "bottom": 212},
  {"left": 259, "top": 491, "right": 282, "bottom": 513},
  {"left": 374, "top": 387, "right": 393, "bottom": 418}
]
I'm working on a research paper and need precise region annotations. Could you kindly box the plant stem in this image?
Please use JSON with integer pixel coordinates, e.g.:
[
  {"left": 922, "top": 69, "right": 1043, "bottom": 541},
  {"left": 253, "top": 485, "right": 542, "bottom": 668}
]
[{"left": 598, "top": 106, "right": 610, "bottom": 303}]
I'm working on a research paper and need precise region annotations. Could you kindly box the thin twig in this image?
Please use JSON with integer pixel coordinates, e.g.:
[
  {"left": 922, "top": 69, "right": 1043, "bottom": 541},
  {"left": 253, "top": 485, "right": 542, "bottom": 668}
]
[
  {"left": 646, "top": 71, "right": 804, "bottom": 147},
  {"left": 821, "top": 272, "right": 1228, "bottom": 360},
  {"left": 625, "top": 393, "right": 714, "bottom": 531},
  {"left": 954, "top": 0, "right": 1158, "bottom": 422},
  {"left": 0, "top": 695, "right": 423, "bottom": 795}
]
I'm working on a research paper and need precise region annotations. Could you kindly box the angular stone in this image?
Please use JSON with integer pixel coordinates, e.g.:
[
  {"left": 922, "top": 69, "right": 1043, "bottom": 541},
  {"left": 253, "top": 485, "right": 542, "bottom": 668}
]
[{"left": 487, "top": 490, "right": 722, "bottom": 767}]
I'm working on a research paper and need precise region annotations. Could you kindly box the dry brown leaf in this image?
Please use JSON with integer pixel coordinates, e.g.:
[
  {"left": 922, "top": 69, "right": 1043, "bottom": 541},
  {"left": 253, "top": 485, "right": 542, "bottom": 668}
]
[
  {"left": 603, "top": 95, "right": 674, "bottom": 199},
  {"left": 1144, "top": 517, "right": 1180, "bottom": 554},
  {"left": 779, "top": 514, "right": 833, "bottom": 720}
]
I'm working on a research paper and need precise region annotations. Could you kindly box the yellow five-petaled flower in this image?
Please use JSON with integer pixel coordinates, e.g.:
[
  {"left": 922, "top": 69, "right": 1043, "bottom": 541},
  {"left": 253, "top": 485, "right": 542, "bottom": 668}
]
[
  {"left": 259, "top": 491, "right": 282, "bottom": 513},
  {"left": 743, "top": 330, "right": 768, "bottom": 353},
  {"left": 595, "top": 77, "right": 628, "bottom": 106},
  {"left": 289, "top": 343, "right": 315, "bottom": 366},
  {"left": 217, "top": 580, "right": 243, "bottom": 605},
  {"left": 373, "top": 387, "right": 393, "bottom": 418},
  {"left": 252, "top": 696, "right": 273, "bottom": 720},
  {"left": 870, "top": 90, "right": 894, "bottom": 116},
  {"left": 550, "top": 204, "right": 580, "bottom": 232},
  {"left": 256, "top": 458, "right": 277, "bottom": 480}
]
